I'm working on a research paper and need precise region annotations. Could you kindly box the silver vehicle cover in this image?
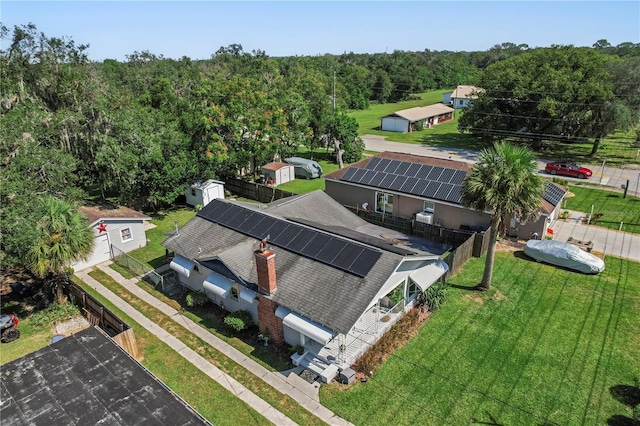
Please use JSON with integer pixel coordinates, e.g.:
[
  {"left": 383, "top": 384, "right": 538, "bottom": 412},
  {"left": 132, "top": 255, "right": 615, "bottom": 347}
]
[{"left": 523, "top": 240, "right": 605, "bottom": 274}]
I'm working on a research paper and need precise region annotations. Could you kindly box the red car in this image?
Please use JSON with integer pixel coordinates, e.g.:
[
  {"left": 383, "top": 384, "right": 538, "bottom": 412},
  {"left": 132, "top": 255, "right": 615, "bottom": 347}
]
[{"left": 545, "top": 162, "right": 592, "bottom": 179}]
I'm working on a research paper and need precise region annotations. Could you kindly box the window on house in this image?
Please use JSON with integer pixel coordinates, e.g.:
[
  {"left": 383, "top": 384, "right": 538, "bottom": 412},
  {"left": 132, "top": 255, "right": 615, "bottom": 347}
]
[
  {"left": 407, "top": 278, "right": 420, "bottom": 301},
  {"left": 375, "top": 192, "right": 393, "bottom": 214},
  {"left": 423, "top": 201, "right": 435, "bottom": 214},
  {"left": 120, "top": 227, "right": 133, "bottom": 242},
  {"left": 231, "top": 282, "right": 240, "bottom": 300},
  {"left": 191, "top": 188, "right": 196, "bottom": 196}
]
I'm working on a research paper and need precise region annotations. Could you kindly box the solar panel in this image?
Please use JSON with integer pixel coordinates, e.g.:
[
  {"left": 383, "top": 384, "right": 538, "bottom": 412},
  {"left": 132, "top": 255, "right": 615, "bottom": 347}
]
[
  {"left": 435, "top": 183, "right": 454, "bottom": 200},
  {"left": 400, "top": 177, "right": 420, "bottom": 193},
  {"left": 376, "top": 158, "right": 392, "bottom": 172},
  {"left": 332, "top": 246, "right": 365, "bottom": 271},
  {"left": 423, "top": 181, "right": 441, "bottom": 197},
  {"left": 361, "top": 169, "right": 378, "bottom": 185},
  {"left": 341, "top": 167, "right": 357, "bottom": 181},
  {"left": 389, "top": 175, "right": 408, "bottom": 191},
  {"left": 439, "top": 168, "right": 455, "bottom": 183},
  {"left": 446, "top": 186, "right": 463, "bottom": 203},
  {"left": 427, "top": 166, "right": 444, "bottom": 181},
  {"left": 225, "top": 209, "right": 254, "bottom": 229},
  {"left": 251, "top": 216, "right": 278, "bottom": 239},
  {"left": 394, "top": 161, "right": 411, "bottom": 176},
  {"left": 301, "top": 233, "right": 332, "bottom": 258},
  {"left": 412, "top": 180, "right": 429, "bottom": 195},
  {"left": 416, "top": 165, "right": 432, "bottom": 179},
  {"left": 352, "top": 168, "right": 368, "bottom": 183},
  {"left": 405, "top": 163, "right": 422, "bottom": 177},
  {"left": 380, "top": 173, "right": 397, "bottom": 189},
  {"left": 543, "top": 182, "right": 566, "bottom": 206},
  {"left": 369, "top": 171, "right": 386, "bottom": 187},
  {"left": 190, "top": 198, "right": 385, "bottom": 278},
  {"left": 316, "top": 238, "right": 347, "bottom": 263},
  {"left": 350, "top": 250, "right": 381, "bottom": 277},
  {"left": 384, "top": 160, "right": 402, "bottom": 174},
  {"left": 451, "top": 170, "right": 468, "bottom": 185},
  {"left": 287, "top": 228, "right": 316, "bottom": 252},
  {"left": 365, "top": 157, "right": 382, "bottom": 171},
  {"left": 270, "top": 224, "right": 301, "bottom": 246}
]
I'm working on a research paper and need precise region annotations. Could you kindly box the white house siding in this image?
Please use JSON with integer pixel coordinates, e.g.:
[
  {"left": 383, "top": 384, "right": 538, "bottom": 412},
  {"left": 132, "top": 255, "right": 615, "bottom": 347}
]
[
  {"left": 71, "top": 219, "right": 147, "bottom": 272},
  {"left": 452, "top": 98, "right": 472, "bottom": 109},
  {"left": 381, "top": 117, "right": 409, "bottom": 133},
  {"left": 173, "top": 263, "right": 260, "bottom": 324},
  {"left": 442, "top": 91, "right": 452, "bottom": 105}
]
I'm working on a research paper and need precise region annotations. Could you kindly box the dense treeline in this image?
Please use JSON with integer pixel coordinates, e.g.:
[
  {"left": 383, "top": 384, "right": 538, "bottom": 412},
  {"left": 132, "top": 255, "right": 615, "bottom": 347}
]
[{"left": 0, "top": 22, "right": 637, "bottom": 269}]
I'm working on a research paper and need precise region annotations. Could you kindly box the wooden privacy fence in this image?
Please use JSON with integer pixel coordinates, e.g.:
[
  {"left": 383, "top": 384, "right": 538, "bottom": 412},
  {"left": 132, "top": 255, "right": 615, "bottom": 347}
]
[
  {"left": 344, "top": 205, "right": 487, "bottom": 251},
  {"left": 224, "top": 177, "right": 296, "bottom": 204},
  {"left": 68, "top": 283, "right": 140, "bottom": 359}
]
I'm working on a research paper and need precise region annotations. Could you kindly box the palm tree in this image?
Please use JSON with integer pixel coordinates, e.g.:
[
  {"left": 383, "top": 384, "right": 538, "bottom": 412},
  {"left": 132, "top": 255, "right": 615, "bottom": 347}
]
[
  {"left": 462, "top": 142, "right": 543, "bottom": 291},
  {"left": 28, "top": 196, "right": 94, "bottom": 304}
]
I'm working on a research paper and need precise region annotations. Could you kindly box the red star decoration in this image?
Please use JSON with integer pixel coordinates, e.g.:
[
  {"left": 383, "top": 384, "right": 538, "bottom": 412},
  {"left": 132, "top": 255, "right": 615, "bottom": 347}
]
[{"left": 97, "top": 223, "right": 107, "bottom": 233}]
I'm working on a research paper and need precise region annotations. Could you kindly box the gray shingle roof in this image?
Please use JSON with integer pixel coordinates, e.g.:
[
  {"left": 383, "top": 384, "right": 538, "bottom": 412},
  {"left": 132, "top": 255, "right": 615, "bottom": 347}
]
[{"left": 163, "top": 191, "right": 435, "bottom": 334}]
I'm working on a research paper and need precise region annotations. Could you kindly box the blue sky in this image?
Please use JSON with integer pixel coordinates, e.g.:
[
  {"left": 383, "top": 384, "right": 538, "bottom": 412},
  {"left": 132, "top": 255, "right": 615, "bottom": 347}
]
[{"left": 1, "top": 1, "right": 638, "bottom": 61}]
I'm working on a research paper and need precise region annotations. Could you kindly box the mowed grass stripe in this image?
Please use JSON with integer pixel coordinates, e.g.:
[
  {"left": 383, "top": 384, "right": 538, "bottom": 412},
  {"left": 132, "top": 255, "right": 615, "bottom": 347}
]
[
  {"left": 87, "top": 269, "right": 327, "bottom": 426},
  {"left": 71, "top": 276, "right": 270, "bottom": 426},
  {"left": 320, "top": 253, "right": 639, "bottom": 425}
]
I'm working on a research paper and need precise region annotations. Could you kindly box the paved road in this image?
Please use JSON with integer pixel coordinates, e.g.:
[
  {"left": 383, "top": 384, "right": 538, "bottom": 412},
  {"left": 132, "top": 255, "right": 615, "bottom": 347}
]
[{"left": 363, "top": 135, "right": 640, "bottom": 195}]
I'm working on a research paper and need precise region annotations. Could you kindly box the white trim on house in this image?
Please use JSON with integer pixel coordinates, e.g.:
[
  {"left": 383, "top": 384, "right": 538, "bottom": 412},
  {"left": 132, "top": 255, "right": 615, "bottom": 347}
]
[
  {"left": 170, "top": 255, "right": 195, "bottom": 277},
  {"left": 409, "top": 260, "right": 449, "bottom": 292},
  {"left": 203, "top": 273, "right": 233, "bottom": 298},
  {"left": 282, "top": 312, "right": 334, "bottom": 344}
]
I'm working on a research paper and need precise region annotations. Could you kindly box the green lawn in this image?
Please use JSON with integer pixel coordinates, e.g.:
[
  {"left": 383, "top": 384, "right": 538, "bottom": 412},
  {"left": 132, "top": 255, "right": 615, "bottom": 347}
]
[
  {"left": 128, "top": 208, "right": 196, "bottom": 269},
  {"left": 86, "top": 269, "right": 326, "bottom": 426},
  {"left": 565, "top": 185, "right": 640, "bottom": 234},
  {"left": 0, "top": 315, "right": 55, "bottom": 364},
  {"left": 67, "top": 276, "right": 271, "bottom": 426},
  {"left": 350, "top": 91, "right": 640, "bottom": 166},
  {"left": 320, "top": 252, "right": 639, "bottom": 425}
]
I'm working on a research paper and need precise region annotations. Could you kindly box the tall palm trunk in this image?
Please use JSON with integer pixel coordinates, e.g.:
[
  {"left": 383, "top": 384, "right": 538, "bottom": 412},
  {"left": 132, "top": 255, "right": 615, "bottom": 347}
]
[{"left": 479, "top": 218, "right": 500, "bottom": 291}]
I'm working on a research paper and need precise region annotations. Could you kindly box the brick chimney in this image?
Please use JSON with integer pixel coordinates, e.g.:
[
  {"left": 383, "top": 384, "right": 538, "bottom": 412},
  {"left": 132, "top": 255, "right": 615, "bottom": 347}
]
[
  {"left": 255, "top": 248, "right": 277, "bottom": 295},
  {"left": 255, "top": 247, "right": 284, "bottom": 346}
]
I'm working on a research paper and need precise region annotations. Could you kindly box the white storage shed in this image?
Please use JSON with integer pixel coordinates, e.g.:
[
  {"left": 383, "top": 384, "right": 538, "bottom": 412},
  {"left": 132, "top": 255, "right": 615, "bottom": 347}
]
[
  {"left": 261, "top": 162, "right": 295, "bottom": 185},
  {"left": 186, "top": 180, "right": 225, "bottom": 207}
]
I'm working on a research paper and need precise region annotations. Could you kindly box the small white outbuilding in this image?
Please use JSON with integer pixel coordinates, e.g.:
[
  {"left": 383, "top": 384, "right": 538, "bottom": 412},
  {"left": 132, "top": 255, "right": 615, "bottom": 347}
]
[
  {"left": 261, "top": 162, "right": 295, "bottom": 185},
  {"left": 186, "top": 180, "right": 225, "bottom": 207}
]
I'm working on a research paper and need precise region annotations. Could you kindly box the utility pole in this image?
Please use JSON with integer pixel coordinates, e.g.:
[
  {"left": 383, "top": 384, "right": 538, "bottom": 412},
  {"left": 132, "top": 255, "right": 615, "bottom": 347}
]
[{"left": 333, "top": 71, "right": 336, "bottom": 112}]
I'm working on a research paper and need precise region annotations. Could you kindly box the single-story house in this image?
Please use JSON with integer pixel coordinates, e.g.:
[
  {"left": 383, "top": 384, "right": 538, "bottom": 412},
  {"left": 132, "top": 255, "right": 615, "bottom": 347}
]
[
  {"left": 163, "top": 190, "right": 450, "bottom": 381},
  {"left": 449, "top": 85, "right": 482, "bottom": 109},
  {"left": 380, "top": 103, "right": 455, "bottom": 133},
  {"left": 261, "top": 162, "right": 295, "bottom": 185},
  {"left": 72, "top": 204, "right": 150, "bottom": 272},
  {"left": 0, "top": 327, "right": 209, "bottom": 425},
  {"left": 185, "top": 179, "right": 225, "bottom": 207},
  {"left": 323, "top": 151, "right": 568, "bottom": 240}
]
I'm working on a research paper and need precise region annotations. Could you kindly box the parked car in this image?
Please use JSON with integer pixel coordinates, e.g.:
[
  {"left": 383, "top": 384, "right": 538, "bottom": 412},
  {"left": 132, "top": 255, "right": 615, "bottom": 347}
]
[
  {"left": 544, "top": 162, "right": 592, "bottom": 179},
  {"left": 284, "top": 157, "right": 323, "bottom": 179},
  {"left": 523, "top": 240, "right": 604, "bottom": 274}
]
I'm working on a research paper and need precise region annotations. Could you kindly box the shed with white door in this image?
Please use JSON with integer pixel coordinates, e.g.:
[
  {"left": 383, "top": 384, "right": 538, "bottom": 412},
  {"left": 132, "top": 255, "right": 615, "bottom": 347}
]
[
  {"left": 186, "top": 180, "right": 225, "bottom": 207},
  {"left": 261, "top": 162, "right": 295, "bottom": 185}
]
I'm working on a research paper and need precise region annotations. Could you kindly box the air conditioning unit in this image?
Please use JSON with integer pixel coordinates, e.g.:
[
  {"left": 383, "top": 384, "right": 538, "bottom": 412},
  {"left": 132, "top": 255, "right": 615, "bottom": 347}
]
[{"left": 415, "top": 212, "right": 434, "bottom": 224}]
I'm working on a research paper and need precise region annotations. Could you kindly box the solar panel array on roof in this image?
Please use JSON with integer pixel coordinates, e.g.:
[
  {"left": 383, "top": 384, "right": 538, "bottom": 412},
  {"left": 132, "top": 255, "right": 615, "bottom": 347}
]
[
  {"left": 543, "top": 182, "right": 566, "bottom": 206},
  {"left": 197, "top": 201, "right": 382, "bottom": 277},
  {"left": 345, "top": 159, "right": 468, "bottom": 203}
]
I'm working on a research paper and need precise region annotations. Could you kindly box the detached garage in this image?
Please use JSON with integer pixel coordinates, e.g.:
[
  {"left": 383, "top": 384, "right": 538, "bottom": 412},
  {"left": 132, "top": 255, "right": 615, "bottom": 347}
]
[
  {"left": 381, "top": 104, "right": 455, "bottom": 133},
  {"left": 72, "top": 205, "right": 150, "bottom": 272}
]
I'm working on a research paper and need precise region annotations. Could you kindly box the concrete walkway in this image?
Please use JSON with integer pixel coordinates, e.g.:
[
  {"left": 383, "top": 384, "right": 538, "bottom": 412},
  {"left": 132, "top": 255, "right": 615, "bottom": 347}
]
[
  {"left": 548, "top": 211, "right": 640, "bottom": 262},
  {"left": 78, "top": 263, "right": 352, "bottom": 426}
]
